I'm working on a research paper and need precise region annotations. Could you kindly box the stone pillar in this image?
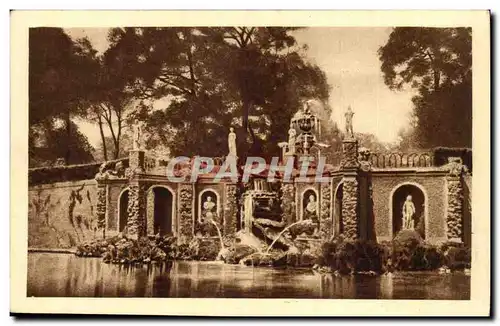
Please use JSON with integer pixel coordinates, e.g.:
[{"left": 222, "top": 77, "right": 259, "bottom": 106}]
[
  {"left": 281, "top": 182, "right": 296, "bottom": 226},
  {"left": 96, "top": 183, "right": 107, "bottom": 237},
  {"left": 446, "top": 175, "right": 464, "bottom": 242},
  {"left": 178, "top": 183, "right": 194, "bottom": 243},
  {"left": 340, "top": 138, "right": 360, "bottom": 240},
  {"left": 319, "top": 181, "right": 332, "bottom": 240},
  {"left": 445, "top": 157, "right": 466, "bottom": 243},
  {"left": 342, "top": 175, "right": 359, "bottom": 240},
  {"left": 125, "top": 149, "right": 147, "bottom": 239},
  {"left": 224, "top": 183, "right": 238, "bottom": 235},
  {"left": 129, "top": 150, "right": 145, "bottom": 173},
  {"left": 146, "top": 190, "right": 155, "bottom": 236},
  {"left": 127, "top": 181, "right": 146, "bottom": 239}
]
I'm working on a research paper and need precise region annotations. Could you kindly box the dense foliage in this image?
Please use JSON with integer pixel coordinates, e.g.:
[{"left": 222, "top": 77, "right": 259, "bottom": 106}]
[
  {"left": 316, "top": 231, "right": 470, "bottom": 275},
  {"left": 29, "top": 27, "right": 332, "bottom": 166},
  {"left": 29, "top": 28, "right": 99, "bottom": 166},
  {"left": 378, "top": 27, "right": 472, "bottom": 149},
  {"left": 433, "top": 146, "right": 473, "bottom": 171}
]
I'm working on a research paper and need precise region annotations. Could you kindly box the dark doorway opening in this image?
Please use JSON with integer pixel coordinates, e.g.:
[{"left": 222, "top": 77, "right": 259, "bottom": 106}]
[
  {"left": 334, "top": 183, "right": 343, "bottom": 236},
  {"left": 119, "top": 190, "right": 129, "bottom": 232},
  {"left": 152, "top": 187, "right": 174, "bottom": 236}
]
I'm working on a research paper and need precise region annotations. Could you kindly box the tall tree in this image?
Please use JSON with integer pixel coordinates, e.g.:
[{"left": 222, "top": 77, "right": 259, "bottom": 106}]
[
  {"left": 378, "top": 27, "right": 472, "bottom": 148},
  {"left": 101, "top": 27, "right": 330, "bottom": 160},
  {"left": 29, "top": 28, "right": 96, "bottom": 166}
]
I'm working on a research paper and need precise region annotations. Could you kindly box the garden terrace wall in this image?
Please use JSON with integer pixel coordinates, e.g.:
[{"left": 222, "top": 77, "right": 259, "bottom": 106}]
[
  {"left": 29, "top": 158, "right": 129, "bottom": 186},
  {"left": 29, "top": 179, "right": 99, "bottom": 249}
]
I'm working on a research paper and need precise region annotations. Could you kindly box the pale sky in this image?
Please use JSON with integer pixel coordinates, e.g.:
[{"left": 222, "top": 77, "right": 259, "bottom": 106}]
[{"left": 65, "top": 27, "right": 415, "bottom": 147}]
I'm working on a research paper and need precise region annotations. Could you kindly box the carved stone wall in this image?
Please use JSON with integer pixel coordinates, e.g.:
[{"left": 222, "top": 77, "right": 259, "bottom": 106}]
[
  {"left": 281, "top": 182, "right": 296, "bottom": 226},
  {"left": 224, "top": 184, "right": 238, "bottom": 235},
  {"left": 319, "top": 181, "right": 332, "bottom": 239},
  {"left": 28, "top": 179, "right": 98, "bottom": 249},
  {"left": 127, "top": 182, "right": 146, "bottom": 238},
  {"left": 178, "top": 183, "right": 194, "bottom": 242},
  {"left": 446, "top": 175, "right": 464, "bottom": 241},
  {"left": 342, "top": 176, "right": 359, "bottom": 240}
]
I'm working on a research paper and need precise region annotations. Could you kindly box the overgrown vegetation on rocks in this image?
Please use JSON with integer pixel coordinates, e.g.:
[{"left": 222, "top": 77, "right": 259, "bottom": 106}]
[
  {"left": 76, "top": 235, "right": 220, "bottom": 264},
  {"left": 315, "top": 231, "right": 471, "bottom": 275},
  {"left": 75, "top": 229, "right": 470, "bottom": 274}
]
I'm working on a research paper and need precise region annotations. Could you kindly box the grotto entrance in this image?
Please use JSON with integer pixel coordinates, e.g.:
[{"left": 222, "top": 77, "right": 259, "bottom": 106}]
[
  {"left": 118, "top": 189, "right": 129, "bottom": 232},
  {"left": 333, "top": 183, "right": 343, "bottom": 237},
  {"left": 391, "top": 184, "right": 426, "bottom": 239},
  {"left": 148, "top": 186, "right": 174, "bottom": 236}
]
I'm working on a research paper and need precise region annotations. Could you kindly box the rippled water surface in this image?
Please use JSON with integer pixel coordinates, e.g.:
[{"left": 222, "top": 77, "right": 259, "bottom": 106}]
[{"left": 27, "top": 253, "right": 470, "bottom": 299}]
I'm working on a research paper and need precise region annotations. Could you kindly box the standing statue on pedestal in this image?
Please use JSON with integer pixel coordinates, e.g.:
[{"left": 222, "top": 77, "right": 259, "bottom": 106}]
[
  {"left": 345, "top": 106, "right": 355, "bottom": 137},
  {"left": 132, "top": 120, "right": 143, "bottom": 150},
  {"left": 228, "top": 127, "right": 237, "bottom": 158},
  {"left": 287, "top": 128, "right": 296, "bottom": 155},
  {"left": 402, "top": 195, "right": 416, "bottom": 230}
]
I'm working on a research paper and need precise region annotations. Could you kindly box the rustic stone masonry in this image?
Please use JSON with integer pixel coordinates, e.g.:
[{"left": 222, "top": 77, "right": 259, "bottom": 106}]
[
  {"left": 342, "top": 175, "right": 359, "bottom": 240},
  {"left": 146, "top": 190, "right": 155, "bottom": 235},
  {"left": 446, "top": 175, "right": 464, "bottom": 242},
  {"left": 129, "top": 150, "right": 145, "bottom": 173},
  {"left": 280, "top": 182, "right": 295, "bottom": 225},
  {"left": 124, "top": 149, "right": 147, "bottom": 239},
  {"left": 127, "top": 182, "right": 146, "bottom": 239},
  {"left": 178, "top": 183, "right": 194, "bottom": 242},
  {"left": 341, "top": 138, "right": 359, "bottom": 170},
  {"left": 96, "top": 184, "right": 107, "bottom": 233},
  {"left": 224, "top": 184, "right": 238, "bottom": 235},
  {"left": 319, "top": 181, "right": 332, "bottom": 239},
  {"left": 341, "top": 137, "right": 360, "bottom": 240}
]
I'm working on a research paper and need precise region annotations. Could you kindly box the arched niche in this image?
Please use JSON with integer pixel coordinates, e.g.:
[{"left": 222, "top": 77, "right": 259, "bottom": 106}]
[
  {"left": 146, "top": 185, "right": 175, "bottom": 236},
  {"left": 333, "top": 182, "right": 343, "bottom": 236},
  {"left": 196, "top": 189, "right": 222, "bottom": 237},
  {"left": 198, "top": 189, "right": 221, "bottom": 223},
  {"left": 118, "top": 188, "right": 129, "bottom": 232},
  {"left": 390, "top": 183, "right": 427, "bottom": 238},
  {"left": 301, "top": 188, "right": 319, "bottom": 223}
]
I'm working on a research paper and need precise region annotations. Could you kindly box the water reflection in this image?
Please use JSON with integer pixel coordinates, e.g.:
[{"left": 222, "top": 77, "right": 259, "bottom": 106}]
[{"left": 27, "top": 253, "right": 470, "bottom": 299}]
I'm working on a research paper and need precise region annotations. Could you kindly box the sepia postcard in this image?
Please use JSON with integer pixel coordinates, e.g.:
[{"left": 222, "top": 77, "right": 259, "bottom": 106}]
[{"left": 10, "top": 10, "right": 490, "bottom": 316}]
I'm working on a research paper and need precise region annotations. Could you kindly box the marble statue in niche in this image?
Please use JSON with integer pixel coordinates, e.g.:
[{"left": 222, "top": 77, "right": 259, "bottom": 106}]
[
  {"left": 303, "top": 191, "right": 320, "bottom": 236},
  {"left": 402, "top": 195, "right": 416, "bottom": 230}
]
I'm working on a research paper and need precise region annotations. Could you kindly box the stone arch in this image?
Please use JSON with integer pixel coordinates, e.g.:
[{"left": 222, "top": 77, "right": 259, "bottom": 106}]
[
  {"left": 332, "top": 182, "right": 344, "bottom": 237},
  {"left": 198, "top": 188, "right": 221, "bottom": 223},
  {"left": 389, "top": 182, "right": 428, "bottom": 239},
  {"left": 118, "top": 187, "right": 129, "bottom": 232},
  {"left": 146, "top": 185, "right": 175, "bottom": 236},
  {"left": 300, "top": 187, "right": 319, "bottom": 221}
]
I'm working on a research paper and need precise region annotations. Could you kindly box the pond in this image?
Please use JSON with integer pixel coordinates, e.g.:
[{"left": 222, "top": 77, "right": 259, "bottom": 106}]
[{"left": 27, "top": 253, "right": 470, "bottom": 299}]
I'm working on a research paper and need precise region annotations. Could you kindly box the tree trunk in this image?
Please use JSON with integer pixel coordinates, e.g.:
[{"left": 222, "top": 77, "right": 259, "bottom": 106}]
[
  {"left": 97, "top": 114, "right": 108, "bottom": 161},
  {"left": 433, "top": 70, "right": 441, "bottom": 92},
  {"left": 65, "top": 110, "right": 71, "bottom": 164}
]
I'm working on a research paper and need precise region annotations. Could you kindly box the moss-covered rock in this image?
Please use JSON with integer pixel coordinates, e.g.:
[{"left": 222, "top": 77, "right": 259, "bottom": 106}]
[
  {"left": 223, "top": 244, "right": 258, "bottom": 264},
  {"left": 239, "top": 251, "right": 285, "bottom": 267},
  {"left": 315, "top": 236, "right": 386, "bottom": 274},
  {"left": 440, "top": 242, "right": 471, "bottom": 270}
]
